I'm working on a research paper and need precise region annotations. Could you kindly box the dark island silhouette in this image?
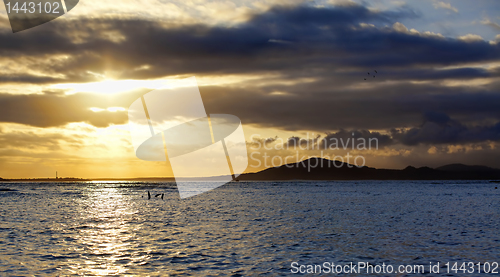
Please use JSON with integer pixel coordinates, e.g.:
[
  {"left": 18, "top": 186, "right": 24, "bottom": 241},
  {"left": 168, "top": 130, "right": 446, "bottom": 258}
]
[{"left": 237, "top": 158, "right": 500, "bottom": 181}]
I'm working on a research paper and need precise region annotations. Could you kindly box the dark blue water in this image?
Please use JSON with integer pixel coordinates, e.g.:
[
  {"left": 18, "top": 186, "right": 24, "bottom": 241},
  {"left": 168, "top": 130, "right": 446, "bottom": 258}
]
[{"left": 0, "top": 181, "right": 499, "bottom": 276}]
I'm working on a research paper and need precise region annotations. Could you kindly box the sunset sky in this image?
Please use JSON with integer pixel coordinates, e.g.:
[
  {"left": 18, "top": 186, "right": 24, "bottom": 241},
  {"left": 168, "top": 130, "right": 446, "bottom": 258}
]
[{"left": 1, "top": 0, "right": 500, "bottom": 178}]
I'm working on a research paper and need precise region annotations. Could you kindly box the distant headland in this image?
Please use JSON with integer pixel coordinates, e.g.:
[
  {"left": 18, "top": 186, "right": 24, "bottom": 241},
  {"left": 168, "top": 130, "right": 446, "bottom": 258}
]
[{"left": 237, "top": 158, "right": 500, "bottom": 181}]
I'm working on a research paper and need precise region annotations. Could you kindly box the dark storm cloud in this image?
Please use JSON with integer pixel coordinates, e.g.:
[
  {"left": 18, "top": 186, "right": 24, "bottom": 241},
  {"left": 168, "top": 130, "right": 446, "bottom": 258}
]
[
  {"left": 0, "top": 4, "right": 498, "bottom": 82},
  {"left": 392, "top": 111, "right": 500, "bottom": 145},
  {"left": 256, "top": 112, "right": 500, "bottom": 148},
  {"left": 0, "top": 3, "right": 500, "bottom": 139},
  {"left": 285, "top": 135, "right": 320, "bottom": 148},
  {"left": 320, "top": 129, "right": 393, "bottom": 149},
  {"left": 199, "top": 83, "right": 500, "bottom": 132},
  {"left": 0, "top": 74, "right": 64, "bottom": 84},
  {"left": 280, "top": 130, "right": 392, "bottom": 150},
  {"left": 386, "top": 67, "right": 496, "bottom": 81}
]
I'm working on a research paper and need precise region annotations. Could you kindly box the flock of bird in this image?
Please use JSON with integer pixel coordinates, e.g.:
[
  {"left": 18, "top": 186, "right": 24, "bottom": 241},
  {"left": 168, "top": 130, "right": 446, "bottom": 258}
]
[{"left": 364, "top": 70, "right": 378, "bottom": 80}]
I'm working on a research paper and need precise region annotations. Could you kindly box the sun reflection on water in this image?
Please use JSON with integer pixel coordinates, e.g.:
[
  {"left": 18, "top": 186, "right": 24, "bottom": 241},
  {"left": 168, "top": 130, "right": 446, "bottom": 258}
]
[{"left": 69, "top": 185, "right": 149, "bottom": 275}]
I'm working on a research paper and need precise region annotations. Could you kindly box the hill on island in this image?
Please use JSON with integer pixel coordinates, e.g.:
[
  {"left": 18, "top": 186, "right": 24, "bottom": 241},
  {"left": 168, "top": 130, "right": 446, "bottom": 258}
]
[
  {"left": 435, "top": 164, "right": 498, "bottom": 172},
  {"left": 237, "top": 158, "right": 500, "bottom": 181}
]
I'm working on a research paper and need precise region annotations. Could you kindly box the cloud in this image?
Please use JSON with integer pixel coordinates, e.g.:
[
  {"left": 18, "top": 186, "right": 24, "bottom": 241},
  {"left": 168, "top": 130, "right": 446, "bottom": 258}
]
[
  {"left": 0, "top": 90, "right": 145, "bottom": 127},
  {"left": 481, "top": 19, "right": 500, "bottom": 31},
  {"left": 320, "top": 130, "right": 393, "bottom": 149},
  {"left": 286, "top": 134, "right": 321, "bottom": 148},
  {"left": 0, "top": 3, "right": 499, "bottom": 143},
  {"left": 246, "top": 111, "right": 500, "bottom": 152},
  {"left": 392, "top": 111, "right": 500, "bottom": 145},
  {"left": 198, "top": 79, "right": 500, "bottom": 135},
  {"left": 0, "top": 4, "right": 498, "bottom": 84},
  {"left": 0, "top": 4, "right": 416, "bottom": 83},
  {"left": 247, "top": 136, "right": 279, "bottom": 148},
  {"left": 432, "top": 1, "right": 458, "bottom": 13},
  {"left": 458, "top": 34, "right": 484, "bottom": 42},
  {"left": 0, "top": 129, "right": 83, "bottom": 150}
]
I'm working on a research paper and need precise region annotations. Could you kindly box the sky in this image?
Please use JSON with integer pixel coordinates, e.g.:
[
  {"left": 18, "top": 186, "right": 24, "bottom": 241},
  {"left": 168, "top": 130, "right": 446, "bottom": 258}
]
[{"left": 0, "top": 0, "right": 500, "bottom": 178}]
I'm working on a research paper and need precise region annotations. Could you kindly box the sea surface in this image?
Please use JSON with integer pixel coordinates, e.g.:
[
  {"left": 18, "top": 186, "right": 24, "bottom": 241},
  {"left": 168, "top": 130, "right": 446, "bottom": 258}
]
[{"left": 0, "top": 181, "right": 499, "bottom": 276}]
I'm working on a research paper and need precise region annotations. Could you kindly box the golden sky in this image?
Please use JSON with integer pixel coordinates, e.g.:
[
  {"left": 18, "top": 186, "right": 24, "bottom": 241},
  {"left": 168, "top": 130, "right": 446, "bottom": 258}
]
[{"left": 1, "top": 0, "right": 500, "bottom": 178}]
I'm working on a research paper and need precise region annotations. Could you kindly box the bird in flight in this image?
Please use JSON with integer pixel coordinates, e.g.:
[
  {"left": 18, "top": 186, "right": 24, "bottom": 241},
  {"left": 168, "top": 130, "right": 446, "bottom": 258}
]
[{"left": 363, "top": 70, "right": 378, "bottom": 80}]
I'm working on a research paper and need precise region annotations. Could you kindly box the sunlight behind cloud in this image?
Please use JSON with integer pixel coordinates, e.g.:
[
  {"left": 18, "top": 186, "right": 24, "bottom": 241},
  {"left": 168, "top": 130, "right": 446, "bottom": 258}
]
[
  {"left": 53, "top": 79, "right": 167, "bottom": 95},
  {"left": 51, "top": 74, "right": 289, "bottom": 95},
  {"left": 89, "top": 107, "right": 126, "bottom": 112}
]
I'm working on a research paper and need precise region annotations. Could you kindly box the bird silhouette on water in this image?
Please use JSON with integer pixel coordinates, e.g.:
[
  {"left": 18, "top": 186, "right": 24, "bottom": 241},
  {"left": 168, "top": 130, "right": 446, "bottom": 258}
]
[{"left": 146, "top": 191, "right": 165, "bottom": 200}]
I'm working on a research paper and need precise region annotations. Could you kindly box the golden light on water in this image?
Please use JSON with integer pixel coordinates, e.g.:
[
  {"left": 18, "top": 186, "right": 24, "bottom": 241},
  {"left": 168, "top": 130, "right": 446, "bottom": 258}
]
[{"left": 69, "top": 185, "right": 148, "bottom": 276}]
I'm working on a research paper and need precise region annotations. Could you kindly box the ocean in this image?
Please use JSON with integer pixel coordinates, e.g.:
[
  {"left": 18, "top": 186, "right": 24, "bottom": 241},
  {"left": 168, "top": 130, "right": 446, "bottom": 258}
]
[{"left": 0, "top": 181, "right": 499, "bottom": 276}]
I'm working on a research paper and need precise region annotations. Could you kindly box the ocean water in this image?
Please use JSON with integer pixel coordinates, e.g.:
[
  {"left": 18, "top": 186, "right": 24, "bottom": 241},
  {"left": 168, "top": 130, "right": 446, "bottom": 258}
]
[{"left": 0, "top": 181, "right": 499, "bottom": 276}]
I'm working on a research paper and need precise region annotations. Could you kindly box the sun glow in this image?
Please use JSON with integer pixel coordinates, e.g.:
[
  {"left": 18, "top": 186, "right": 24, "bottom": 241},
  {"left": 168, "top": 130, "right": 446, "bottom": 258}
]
[
  {"left": 51, "top": 74, "right": 292, "bottom": 95},
  {"left": 90, "top": 107, "right": 127, "bottom": 112},
  {"left": 53, "top": 79, "right": 168, "bottom": 95}
]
